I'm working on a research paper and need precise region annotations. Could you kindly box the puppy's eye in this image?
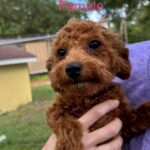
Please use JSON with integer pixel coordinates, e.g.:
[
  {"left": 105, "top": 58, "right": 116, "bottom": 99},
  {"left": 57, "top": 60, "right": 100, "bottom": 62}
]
[
  {"left": 89, "top": 40, "right": 101, "bottom": 49},
  {"left": 57, "top": 49, "right": 66, "bottom": 59}
]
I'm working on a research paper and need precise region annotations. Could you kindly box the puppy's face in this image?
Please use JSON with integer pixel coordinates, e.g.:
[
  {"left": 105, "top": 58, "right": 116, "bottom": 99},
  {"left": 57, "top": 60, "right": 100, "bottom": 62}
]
[{"left": 47, "top": 19, "right": 131, "bottom": 96}]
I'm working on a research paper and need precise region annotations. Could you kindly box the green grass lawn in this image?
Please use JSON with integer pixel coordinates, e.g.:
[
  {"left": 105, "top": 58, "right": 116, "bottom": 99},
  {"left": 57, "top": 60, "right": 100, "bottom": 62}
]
[
  {"left": 0, "top": 85, "right": 57, "bottom": 150},
  {"left": 30, "top": 74, "right": 49, "bottom": 82}
]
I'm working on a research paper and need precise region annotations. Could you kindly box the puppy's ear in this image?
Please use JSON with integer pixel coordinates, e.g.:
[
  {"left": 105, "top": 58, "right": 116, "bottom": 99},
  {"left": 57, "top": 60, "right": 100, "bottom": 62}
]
[
  {"left": 46, "top": 57, "right": 52, "bottom": 71},
  {"left": 101, "top": 28, "right": 131, "bottom": 80},
  {"left": 97, "top": 17, "right": 109, "bottom": 28},
  {"left": 115, "top": 47, "right": 131, "bottom": 79}
]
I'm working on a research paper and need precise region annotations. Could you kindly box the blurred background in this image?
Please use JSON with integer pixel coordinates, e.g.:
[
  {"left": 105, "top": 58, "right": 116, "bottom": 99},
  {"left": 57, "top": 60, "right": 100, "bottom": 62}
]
[{"left": 0, "top": 0, "right": 149, "bottom": 150}]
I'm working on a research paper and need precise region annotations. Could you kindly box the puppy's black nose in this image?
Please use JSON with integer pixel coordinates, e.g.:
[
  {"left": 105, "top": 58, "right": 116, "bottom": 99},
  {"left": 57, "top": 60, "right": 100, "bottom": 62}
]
[{"left": 66, "top": 62, "right": 82, "bottom": 79}]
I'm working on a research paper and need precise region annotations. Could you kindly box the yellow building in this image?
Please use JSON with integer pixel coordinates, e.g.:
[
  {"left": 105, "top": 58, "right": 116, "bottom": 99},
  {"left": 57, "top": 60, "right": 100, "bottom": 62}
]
[{"left": 0, "top": 45, "right": 36, "bottom": 113}]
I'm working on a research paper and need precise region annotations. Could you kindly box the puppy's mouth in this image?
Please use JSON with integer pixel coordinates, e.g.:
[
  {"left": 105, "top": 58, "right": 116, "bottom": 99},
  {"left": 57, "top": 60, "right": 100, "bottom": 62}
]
[
  {"left": 73, "top": 78, "right": 95, "bottom": 84},
  {"left": 61, "top": 77, "right": 104, "bottom": 96},
  {"left": 69, "top": 78, "right": 99, "bottom": 87}
]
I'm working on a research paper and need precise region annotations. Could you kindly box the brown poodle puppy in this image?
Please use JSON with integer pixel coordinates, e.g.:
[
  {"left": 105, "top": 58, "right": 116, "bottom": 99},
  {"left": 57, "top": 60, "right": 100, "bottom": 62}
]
[{"left": 46, "top": 19, "right": 150, "bottom": 150}]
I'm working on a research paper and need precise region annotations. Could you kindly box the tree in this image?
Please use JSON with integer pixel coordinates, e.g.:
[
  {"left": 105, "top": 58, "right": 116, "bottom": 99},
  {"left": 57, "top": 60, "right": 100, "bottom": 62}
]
[
  {"left": 89, "top": 0, "right": 150, "bottom": 43},
  {"left": 0, "top": 0, "right": 84, "bottom": 37}
]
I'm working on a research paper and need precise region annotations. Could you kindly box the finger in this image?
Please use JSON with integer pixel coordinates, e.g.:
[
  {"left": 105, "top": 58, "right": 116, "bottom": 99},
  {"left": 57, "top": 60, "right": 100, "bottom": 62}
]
[
  {"left": 85, "top": 118, "right": 122, "bottom": 146},
  {"left": 78, "top": 100, "right": 119, "bottom": 130},
  {"left": 96, "top": 136, "right": 123, "bottom": 150},
  {"left": 42, "top": 134, "right": 57, "bottom": 150}
]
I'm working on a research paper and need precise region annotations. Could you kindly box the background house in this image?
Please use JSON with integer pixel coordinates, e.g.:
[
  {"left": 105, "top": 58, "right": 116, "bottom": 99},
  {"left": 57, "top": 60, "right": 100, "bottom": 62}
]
[
  {"left": 0, "top": 45, "right": 36, "bottom": 113},
  {"left": 0, "top": 35, "right": 55, "bottom": 75}
]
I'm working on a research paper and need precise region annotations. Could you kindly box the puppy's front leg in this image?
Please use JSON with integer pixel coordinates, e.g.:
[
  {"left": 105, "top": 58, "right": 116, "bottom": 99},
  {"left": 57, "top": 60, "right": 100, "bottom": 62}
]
[
  {"left": 55, "top": 118, "right": 83, "bottom": 150},
  {"left": 47, "top": 108, "right": 83, "bottom": 150},
  {"left": 121, "top": 101, "right": 150, "bottom": 140}
]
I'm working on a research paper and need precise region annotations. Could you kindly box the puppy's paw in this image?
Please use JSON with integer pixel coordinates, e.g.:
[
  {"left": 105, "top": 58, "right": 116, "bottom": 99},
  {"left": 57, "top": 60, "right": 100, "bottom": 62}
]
[{"left": 55, "top": 120, "right": 83, "bottom": 150}]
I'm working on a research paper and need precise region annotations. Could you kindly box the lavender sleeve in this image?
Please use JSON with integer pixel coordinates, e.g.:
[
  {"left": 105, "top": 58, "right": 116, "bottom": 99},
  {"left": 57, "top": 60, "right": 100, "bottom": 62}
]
[{"left": 113, "top": 40, "right": 150, "bottom": 150}]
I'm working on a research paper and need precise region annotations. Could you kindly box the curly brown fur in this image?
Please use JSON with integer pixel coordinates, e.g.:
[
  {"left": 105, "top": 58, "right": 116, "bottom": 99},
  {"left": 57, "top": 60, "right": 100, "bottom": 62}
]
[{"left": 46, "top": 19, "right": 150, "bottom": 150}]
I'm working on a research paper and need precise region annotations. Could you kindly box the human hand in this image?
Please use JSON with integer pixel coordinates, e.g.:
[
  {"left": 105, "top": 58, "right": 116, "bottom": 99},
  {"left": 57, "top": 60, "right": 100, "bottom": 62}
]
[{"left": 42, "top": 100, "right": 122, "bottom": 150}]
